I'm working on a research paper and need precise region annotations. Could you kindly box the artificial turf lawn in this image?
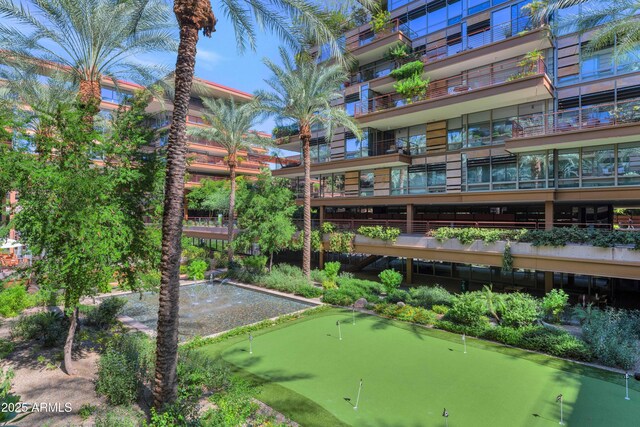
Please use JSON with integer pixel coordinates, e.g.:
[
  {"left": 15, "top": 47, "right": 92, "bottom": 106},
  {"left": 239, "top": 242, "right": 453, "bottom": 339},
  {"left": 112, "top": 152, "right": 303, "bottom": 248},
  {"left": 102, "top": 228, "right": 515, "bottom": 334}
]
[{"left": 198, "top": 308, "right": 640, "bottom": 427}]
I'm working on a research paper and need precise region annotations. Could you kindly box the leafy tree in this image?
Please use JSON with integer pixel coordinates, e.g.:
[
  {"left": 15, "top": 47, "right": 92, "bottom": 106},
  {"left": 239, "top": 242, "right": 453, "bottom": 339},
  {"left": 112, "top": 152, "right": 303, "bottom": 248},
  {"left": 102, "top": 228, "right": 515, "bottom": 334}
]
[
  {"left": 187, "top": 98, "right": 271, "bottom": 264},
  {"left": 185, "top": 178, "right": 230, "bottom": 216},
  {"left": 256, "top": 48, "right": 362, "bottom": 278},
  {"left": 0, "top": 0, "right": 177, "bottom": 109},
  {"left": 234, "top": 171, "right": 297, "bottom": 271},
  {"left": 0, "top": 92, "right": 162, "bottom": 375}
]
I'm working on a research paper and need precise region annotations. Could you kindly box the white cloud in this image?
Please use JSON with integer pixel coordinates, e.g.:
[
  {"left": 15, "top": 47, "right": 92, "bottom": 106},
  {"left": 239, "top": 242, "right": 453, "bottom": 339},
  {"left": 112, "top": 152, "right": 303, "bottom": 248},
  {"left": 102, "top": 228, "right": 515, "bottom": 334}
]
[{"left": 197, "top": 49, "right": 224, "bottom": 67}]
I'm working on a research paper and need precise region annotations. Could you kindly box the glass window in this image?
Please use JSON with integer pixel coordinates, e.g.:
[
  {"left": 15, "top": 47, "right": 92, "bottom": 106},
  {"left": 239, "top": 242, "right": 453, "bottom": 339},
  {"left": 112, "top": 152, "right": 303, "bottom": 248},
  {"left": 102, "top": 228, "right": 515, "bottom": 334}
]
[
  {"left": 580, "top": 45, "right": 614, "bottom": 80},
  {"left": 447, "top": 118, "right": 463, "bottom": 150},
  {"left": 618, "top": 142, "right": 640, "bottom": 186},
  {"left": 581, "top": 145, "right": 614, "bottom": 186},
  {"left": 428, "top": 0, "right": 447, "bottom": 33},
  {"left": 408, "top": 165, "right": 427, "bottom": 194},
  {"left": 468, "top": 0, "right": 490, "bottom": 15},
  {"left": 558, "top": 149, "right": 579, "bottom": 187},
  {"left": 492, "top": 7, "right": 512, "bottom": 42},
  {"left": 408, "top": 8, "right": 427, "bottom": 38},
  {"left": 346, "top": 133, "right": 368, "bottom": 159},
  {"left": 409, "top": 125, "right": 427, "bottom": 155},
  {"left": 427, "top": 164, "right": 446, "bottom": 191},
  {"left": 322, "top": 174, "right": 345, "bottom": 197},
  {"left": 447, "top": 0, "right": 462, "bottom": 24},
  {"left": 467, "top": 122, "right": 491, "bottom": 147},
  {"left": 467, "top": 158, "right": 491, "bottom": 191},
  {"left": 491, "top": 156, "right": 517, "bottom": 189},
  {"left": 388, "top": 0, "right": 410, "bottom": 11},
  {"left": 360, "top": 170, "right": 375, "bottom": 196},
  {"left": 518, "top": 152, "right": 547, "bottom": 188},
  {"left": 391, "top": 167, "right": 409, "bottom": 195}
]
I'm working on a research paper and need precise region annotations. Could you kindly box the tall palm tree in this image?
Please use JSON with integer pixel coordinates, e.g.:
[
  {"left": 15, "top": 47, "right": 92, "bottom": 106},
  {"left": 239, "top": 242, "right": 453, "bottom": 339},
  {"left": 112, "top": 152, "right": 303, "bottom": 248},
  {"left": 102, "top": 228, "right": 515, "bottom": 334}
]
[
  {"left": 154, "top": 0, "right": 370, "bottom": 411},
  {"left": 256, "top": 48, "right": 362, "bottom": 278},
  {"left": 533, "top": 0, "right": 640, "bottom": 64},
  {"left": 0, "top": 0, "right": 177, "bottom": 108},
  {"left": 187, "top": 98, "right": 270, "bottom": 264}
]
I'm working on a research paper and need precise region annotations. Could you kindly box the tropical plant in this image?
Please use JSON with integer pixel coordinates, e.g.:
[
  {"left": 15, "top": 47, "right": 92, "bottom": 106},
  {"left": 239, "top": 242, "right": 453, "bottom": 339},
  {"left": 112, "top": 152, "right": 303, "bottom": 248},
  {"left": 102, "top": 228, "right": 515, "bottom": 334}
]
[
  {"left": 155, "top": 0, "right": 373, "bottom": 410},
  {"left": 322, "top": 261, "right": 341, "bottom": 289},
  {"left": 379, "top": 269, "right": 403, "bottom": 293},
  {"left": 357, "top": 225, "right": 401, "bottom": 242},
  {"left": 256, "top": 48, "right": 362, "bottom": 278},
  {"left": 535, "top": 0, "right": 640, "bottom": 68},
  {"left": 186, "top": 259, "right": 208, "bottom": 280},
  {"left": 187, "top": 98, "right": 271, "bottom": 264},
  {"left": 541, "top": 289, "right": 569, "bottom": 323},
  {"left": 0, "top": 368, "right": 30, "bottom": 426},
  {"left": 478, "top": 285, "right": 505, "bottom": 323},
  {"left": 0, "top": 0, "right": 176, "bottom": 109},
  {"left": 370, "top": 9, "right": 392, "bottom": 34},
  {"left": 393, "top": 73, "right": 430, "bottom": 103},
  {"left": 389, "top": 60, "right": 424, "bottom": 80}
]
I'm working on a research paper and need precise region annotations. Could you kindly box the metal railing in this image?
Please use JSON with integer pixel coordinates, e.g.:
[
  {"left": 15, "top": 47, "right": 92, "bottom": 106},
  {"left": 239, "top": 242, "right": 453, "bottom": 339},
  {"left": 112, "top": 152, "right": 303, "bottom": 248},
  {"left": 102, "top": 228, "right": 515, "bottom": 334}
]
[
  {"left": 346, "top": 19, "right": 415, "bottom": 51},
  {"left": 511, "top": 98, "right": 640, "bottom": 138},
  {"left": 354, "top": 57, "right": 547, "bottom": 116},
  {"left": 422, "top": 16, "right": 538, "bottom": 63}
]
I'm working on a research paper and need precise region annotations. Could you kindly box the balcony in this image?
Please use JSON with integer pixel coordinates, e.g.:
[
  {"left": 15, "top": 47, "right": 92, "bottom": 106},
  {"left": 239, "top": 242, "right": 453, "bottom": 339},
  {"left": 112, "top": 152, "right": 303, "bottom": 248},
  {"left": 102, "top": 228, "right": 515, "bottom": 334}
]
[
  {"left": 346, "top": 19, "right": 413, "bottom": 64},
  {"left": 273, "top": 151, "right": 411, "bottom": 178},
  {"left": 367, "top": 18, "right": 553, "bottom": 92},
  {"left": 506, "top": 98, "right": 640, "bottom": 153},
  {"left": 354, "top": 57, "right": 553, "bottom": 130},
  {"left": 188, "top": 154, "right": 262, "bottom": 175}
]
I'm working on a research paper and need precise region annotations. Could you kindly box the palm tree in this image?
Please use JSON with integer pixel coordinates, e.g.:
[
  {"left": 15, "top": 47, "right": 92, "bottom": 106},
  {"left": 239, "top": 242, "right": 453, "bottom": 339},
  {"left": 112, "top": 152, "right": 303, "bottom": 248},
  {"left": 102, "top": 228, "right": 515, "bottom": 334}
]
[
  {"left": 256, "top": 48, "right": 362, "bottom": 278},
  {"left": 0, "top": 0, "right": 177, "bottom": 109},
  {"left": 534, "top": 0, "right": 640, "bottom": 65},
  {"left": 154, "top": 0, "right": 371, "bottom": 411},
  {"left": 480, "top": 285, "right": 505, "bottom": 323},
  {"left": 187, "top": 98, "right": 270, "bottom": 264}
]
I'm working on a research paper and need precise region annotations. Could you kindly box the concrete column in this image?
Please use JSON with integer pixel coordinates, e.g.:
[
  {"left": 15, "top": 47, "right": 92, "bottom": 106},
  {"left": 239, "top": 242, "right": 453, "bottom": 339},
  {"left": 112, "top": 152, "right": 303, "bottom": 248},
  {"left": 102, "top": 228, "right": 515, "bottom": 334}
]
[
  {"left": 318, "top": 249, "right": 325, "bottom": 270},
  {"left": 406, "top": 204, "right": 414, "bottom": 234},
  {"left": 319, "top": 205, "right": 325, "bottom": 226},
  {"left": 406, "top": 258, "right": 413, "bottom": 284},
  {"left": 544, "top": 200, "right": 554, "bottom": 230},
  {"left": 544, "top": 271, "right": 553, "bottom": 293}
]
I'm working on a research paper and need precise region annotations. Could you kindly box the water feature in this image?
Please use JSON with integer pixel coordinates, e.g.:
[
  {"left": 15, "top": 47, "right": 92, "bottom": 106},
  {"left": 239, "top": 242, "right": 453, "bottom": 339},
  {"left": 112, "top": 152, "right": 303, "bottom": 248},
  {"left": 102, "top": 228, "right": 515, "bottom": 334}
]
[{"left": 114, "top": 281, "right": 313, "bottom": 341}]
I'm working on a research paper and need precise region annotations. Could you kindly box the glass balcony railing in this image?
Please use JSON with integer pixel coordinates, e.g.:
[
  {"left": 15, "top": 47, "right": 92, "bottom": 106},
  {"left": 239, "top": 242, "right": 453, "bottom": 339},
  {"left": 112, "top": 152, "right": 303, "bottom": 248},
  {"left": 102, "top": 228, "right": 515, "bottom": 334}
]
[
  {"left": 346, "top": 19, "right": 416, "bottom": 51},
  {"left": 511, "top": 98, "right": 640, "bottom": 138}
]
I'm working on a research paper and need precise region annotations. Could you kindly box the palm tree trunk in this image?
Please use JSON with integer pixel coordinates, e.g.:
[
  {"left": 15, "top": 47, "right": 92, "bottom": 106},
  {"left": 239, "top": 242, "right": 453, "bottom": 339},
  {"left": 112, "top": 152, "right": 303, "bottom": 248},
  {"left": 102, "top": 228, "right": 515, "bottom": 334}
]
[
  {"left": 153, "top": 22, "right": 199, "bottom": 411},
  {"left": 78, "top": 79, "right": 101, "bottom": 119},
  {"left": 301, "top": 126, "right": 312, "bottom": 278},
  {"left": 63, "top": 307, "right": 78, "bottom": 376},
  {"left": 227, "top": 162, "right": 236, "bottom": 265}
]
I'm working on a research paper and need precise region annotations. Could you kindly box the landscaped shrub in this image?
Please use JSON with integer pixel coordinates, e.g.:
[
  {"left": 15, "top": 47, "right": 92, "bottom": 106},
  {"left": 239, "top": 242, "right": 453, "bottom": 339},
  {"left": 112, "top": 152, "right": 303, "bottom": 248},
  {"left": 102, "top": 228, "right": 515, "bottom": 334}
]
[
  {"left": 357, "top": 225, "right": 401, "bottom": 242},
  {"left": 323, "top": 277, "right": 385, "bottom": 306},
  {"left": 408, "top": 285, "right": 453, "bottom": 308},
  {"left": 94, "top": 406, "right": 144, "bottom": 427},
  {"left": 213, "top": 251, "right": 229, "bottom": 269},
  {"left": 379, "top": 269, "right": 403, "bottom": 293},
  {"left": 541, "top": 289, "right": 569, "bottom": 323},
  {"left": 431, "top": 304, "right": 449, "bottom": 315},
  {"left": 187, "top": 259, "right": 208, "bottom": 280},
  {"left": 322, "top": 261, "right": 340, "bottom": 289},
  {"left": 0, "top": 285, "right": 34, "bottom": 318},
  {"left": 96, "top": 333, "right": 154, "bottom": 405},
  {"left": 0, "top": 338, "right": 14, "bottom": 359},
  {"left": 201, "top": 378, "right": 258, "bottom": 427},
  {"left": 434, "top": 319, "right": 491, "bottom": 337},
  {"left": 385, "top": 289, "right": 410, "bottom": 304},
  {"left": 174, "top": 351, "right": 232, "bottom": 422},
  {"left": 481, "top": 325, "right": 592, "bottom": 361},
  {"left": 248, "top": 264, "right": 323, "bottom": 298},
  {"left": 328, "top": 231, "right": 354, "bottom": 253},
  {"left": 320, "top": 221, "right": 336, "bottom": 234},
  {"left": 389, "top": 60, "right": 424, "bottom": 80},
  {"left": 498, "top": 293, "right": 540, "bottom": 328},
  {"left": 86, "top": 297, "right": 126, "bottom": 329},
  {"left": 241, "top": 255, "right": 268, "bottom": 274},
  {"left": 11, "top": 311, "right": 68, "bottom": 347},
  {"left": 310, "top": 268, "right": 327, "bottom": 283},
  {"left": 445, "top": 292, "right": 489, "bottom": 327},
  {"left": 374, "top": 303, "right": 436, "bottom": 325},
  {"left": 579, "top": 307, "right": 640, "bottom": 369}
]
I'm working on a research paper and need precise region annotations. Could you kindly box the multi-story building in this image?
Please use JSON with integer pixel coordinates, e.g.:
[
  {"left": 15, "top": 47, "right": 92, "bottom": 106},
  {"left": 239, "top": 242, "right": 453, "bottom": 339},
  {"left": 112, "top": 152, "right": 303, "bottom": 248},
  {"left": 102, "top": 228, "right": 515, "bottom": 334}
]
[{"left": 273, "top": 0, "right": 640, "bottom": 305}]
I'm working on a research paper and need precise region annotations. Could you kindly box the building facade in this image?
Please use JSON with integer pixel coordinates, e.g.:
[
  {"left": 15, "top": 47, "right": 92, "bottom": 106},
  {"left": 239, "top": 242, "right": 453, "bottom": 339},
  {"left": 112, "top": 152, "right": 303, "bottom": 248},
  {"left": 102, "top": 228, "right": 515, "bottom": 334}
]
[{"left": 273, "top": 0, "right": 640, "bottom": 304}]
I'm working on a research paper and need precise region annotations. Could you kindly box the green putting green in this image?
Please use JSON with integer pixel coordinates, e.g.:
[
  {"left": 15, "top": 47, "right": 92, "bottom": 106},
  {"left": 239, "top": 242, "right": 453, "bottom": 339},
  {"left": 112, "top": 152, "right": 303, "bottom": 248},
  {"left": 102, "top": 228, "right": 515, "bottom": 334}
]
[{"left": 199, "top": 309, "right": 640, "bottom": 426}]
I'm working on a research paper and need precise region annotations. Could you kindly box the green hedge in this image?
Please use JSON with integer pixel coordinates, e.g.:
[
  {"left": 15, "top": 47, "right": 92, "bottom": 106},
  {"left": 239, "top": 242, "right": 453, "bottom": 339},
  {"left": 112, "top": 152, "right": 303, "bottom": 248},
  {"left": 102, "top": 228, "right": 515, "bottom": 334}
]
[{"left": 432, "top": 226, "right": 640, "bottom": 249}]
